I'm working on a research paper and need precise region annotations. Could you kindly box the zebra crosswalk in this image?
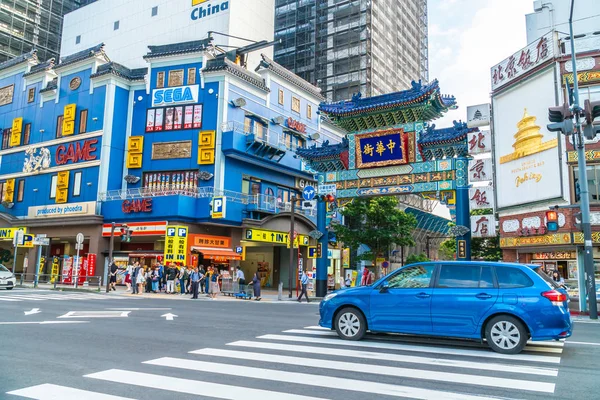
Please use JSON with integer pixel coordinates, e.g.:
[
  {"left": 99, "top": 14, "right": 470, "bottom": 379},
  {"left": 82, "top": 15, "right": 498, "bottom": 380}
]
[
  {"left": 7, "top": 325, "right": 565, "bottom": 400},
  {"left": 0, "top": 290, "right": 129, "bottom": 302}
]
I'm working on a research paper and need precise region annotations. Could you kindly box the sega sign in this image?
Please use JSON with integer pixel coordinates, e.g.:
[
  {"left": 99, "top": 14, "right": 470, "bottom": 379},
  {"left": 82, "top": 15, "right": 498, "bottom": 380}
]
[{"left": 152, "top": 84, "right": 199, "bottom": 107}]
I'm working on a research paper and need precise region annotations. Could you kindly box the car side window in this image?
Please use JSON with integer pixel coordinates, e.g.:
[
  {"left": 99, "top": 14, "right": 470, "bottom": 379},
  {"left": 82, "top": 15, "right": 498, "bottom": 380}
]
[
  {"left": 495, "top": 267, "right": 534, "bottom": 288},
  {"left": 437, "top": 264, "right": 480, "bottom": 288},
  {"left": 480, "top": 266, "right": 495, "bottom": 288},
  {"left": 387, "top": 265, "right": 435, "bottom": 289}
]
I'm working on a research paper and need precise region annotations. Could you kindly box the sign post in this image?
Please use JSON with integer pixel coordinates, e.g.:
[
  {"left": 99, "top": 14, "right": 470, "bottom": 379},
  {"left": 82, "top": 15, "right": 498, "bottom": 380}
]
[
  {"left": 12, "top": 229, "right": 24, "bottom": 275},
  {"left": 74, "top": 233, "right": 84, "bottom": 288}
]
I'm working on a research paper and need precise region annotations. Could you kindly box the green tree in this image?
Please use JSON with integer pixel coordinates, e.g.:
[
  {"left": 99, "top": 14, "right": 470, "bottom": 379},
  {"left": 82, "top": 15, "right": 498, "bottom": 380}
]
[
  {"left": 406, "top": 253, "right": 430, "bottom": 264},
  {"left": 333, "top": 196, "right": 417, "bottom": 278},
  {"left": 439, "top": 239, "right": 456, "bottom": 260}
]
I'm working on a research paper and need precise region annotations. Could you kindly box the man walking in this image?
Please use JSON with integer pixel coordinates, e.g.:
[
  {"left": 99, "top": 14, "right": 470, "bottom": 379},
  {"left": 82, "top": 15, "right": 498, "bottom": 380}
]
[
  {"left": 235, "top": 266, "right": 245, "bottom": 289},
  {"left": 131, "top": 262, "right": 140, "bottom": 294},
  {"left": 109, "top": 260, "right": 118, "bottom": 291},
  {"left": 166, "top": 263, "right": 177, "bottom": 294},
  {"left": 190, "top": 267, "right": 201, "bottom": 299},
  {"left": 297, "top": 270, "right": 310, "bottom": 303}
]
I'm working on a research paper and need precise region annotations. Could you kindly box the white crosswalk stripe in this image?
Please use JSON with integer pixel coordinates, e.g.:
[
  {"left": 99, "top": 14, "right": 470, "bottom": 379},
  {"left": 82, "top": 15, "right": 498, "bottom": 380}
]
[
  {"left": 7, "top": 327, "right": 565, "bottom": 400},
  {"left": 0, "top": 292, "right": 128, "bottom": 302}
]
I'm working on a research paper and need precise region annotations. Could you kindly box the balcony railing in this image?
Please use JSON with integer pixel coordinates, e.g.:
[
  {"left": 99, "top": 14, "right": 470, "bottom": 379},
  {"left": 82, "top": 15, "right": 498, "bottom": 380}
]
[
  {"left": 99, "top": 186, "right": 252, "bottom": 204},
  {"left": 221, "top": 121, "right": 288, "bottom": 152},
  {"left": 248, "top": 193, "right": 317, "bottom": 218}
]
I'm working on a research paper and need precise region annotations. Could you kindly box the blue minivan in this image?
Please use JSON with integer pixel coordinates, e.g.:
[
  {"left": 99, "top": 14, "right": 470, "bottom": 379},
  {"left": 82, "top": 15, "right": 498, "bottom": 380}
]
[{"left": 319, "top": 261, "right": 572, "bottom": 354}]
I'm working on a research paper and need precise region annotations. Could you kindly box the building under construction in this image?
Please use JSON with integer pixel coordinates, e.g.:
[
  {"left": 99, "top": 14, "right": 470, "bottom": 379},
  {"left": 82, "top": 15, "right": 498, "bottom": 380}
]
[{"left": 274, "top": 0, "right": 428, "bottom": 101}]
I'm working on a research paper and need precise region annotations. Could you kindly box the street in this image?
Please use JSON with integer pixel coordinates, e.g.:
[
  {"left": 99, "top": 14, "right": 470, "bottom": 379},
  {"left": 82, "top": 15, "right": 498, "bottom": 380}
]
[{"left": 0, "top": 289, "right": 598, "bottom": 400}]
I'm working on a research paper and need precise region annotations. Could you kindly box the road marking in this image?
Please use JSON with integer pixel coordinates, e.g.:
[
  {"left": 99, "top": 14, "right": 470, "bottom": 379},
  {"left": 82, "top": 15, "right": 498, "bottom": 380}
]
[
  {"left": 573, "top": 319, "right": 600, "bottom": 324},
  {"left": 58, "top": 311, "right": 130, "bottom": 318},
  {"left": 7, "top": 383, "right": 135, "bottom": 399},
  {"left": 222, "top": 340, "right": 558, "bottom": 377},
  {"left": 24, "top": 308, "right": 41, "bottom": 316},
  {"left": 285, "top": 329, "right": 563, "bottom": 353},
  {"left": 105, "top": 308, "right": 172, "bottom": 311},
  {"left": 143, "top": 357, "right": 508, "bottom": 400},
  {"left": 303, "top": 325, "right": 330, "bottom": 330},
  {"left": 85, "top": 369, "right": 330, "bottom": 400},
  {"left": 257, "top": 334, "right": 562, "bottom": 364},
  {"left": 194, "top": 348, "right": 555, "bottom": 393},
  {"left": 566, "top": 341, "right": 600, "bottom": 346},
  {"left": 0, "top": 321, "right": 89, "bottom": 325},
  {"left": 161, "top": 313, "right": 178, "bottom": 321},
  {"left": 0, "top": 297, "right": 20, "bottom": 301}
]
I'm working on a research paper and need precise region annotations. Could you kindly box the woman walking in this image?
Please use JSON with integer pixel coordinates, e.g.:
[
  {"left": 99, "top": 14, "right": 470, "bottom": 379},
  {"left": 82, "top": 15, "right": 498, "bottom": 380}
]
[
  {"left": 209, "top": 267, "right": 220, "bottom": 299},
  {"left": 250, "top": 270, "right": 261, "bottom": 301},
  {"left": 136, "top": 266, "right": 146, "bottom": 294}
]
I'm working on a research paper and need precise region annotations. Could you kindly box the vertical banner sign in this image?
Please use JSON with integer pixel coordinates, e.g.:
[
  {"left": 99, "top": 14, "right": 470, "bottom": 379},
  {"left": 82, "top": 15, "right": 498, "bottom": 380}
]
[
  {"left": 457, "top": 240, "right": 467, "bottom": 259},
  {"left": 87, "top": 253, "right": 97, "bottom": 276},
  {"left": 165, "top": 226, "right": 188, "bottom": 265},
  {"left": 468, "top": 158, "right": 492, "bottom": 183},
  {"left": 471, "top": 214, "right": 497, "bottom": 238},
  {"left": 51, "top": 257, "right": 60, "bottom": 283},
  {"left": 469, "top": 186, "right": 495, "bottom": 210}
]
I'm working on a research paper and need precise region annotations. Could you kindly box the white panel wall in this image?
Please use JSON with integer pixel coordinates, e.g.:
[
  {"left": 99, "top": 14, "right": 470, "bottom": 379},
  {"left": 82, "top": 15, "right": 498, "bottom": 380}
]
[
  {"left": 526, "top": 0, "right": 600, "bottom": 43},
  {"left": 61, "top": 0, "right": 273, "bottom": 69}
]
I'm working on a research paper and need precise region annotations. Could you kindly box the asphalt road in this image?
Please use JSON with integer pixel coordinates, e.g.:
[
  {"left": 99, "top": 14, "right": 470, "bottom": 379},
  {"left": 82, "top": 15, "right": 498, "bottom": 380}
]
[{"left": 0, "top": 288, "right": 599, "bottom": 400}]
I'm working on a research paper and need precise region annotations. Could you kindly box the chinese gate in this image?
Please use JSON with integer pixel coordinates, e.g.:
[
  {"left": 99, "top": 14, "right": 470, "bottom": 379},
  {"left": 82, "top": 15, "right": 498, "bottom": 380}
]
[{"left": 296, "top": 80, "right": 492, "bottom": 296}]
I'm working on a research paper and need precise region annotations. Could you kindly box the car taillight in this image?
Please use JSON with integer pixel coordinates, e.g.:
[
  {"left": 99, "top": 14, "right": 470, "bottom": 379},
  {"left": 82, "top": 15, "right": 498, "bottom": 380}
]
[{"left": 542, "top": 290, "right": 567, "bottom": 304}]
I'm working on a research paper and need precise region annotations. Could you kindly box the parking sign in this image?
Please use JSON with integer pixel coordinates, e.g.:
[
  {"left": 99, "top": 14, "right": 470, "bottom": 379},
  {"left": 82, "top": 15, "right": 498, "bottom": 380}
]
[{"left": 211, "top": 196, "right": 226, "bottom": 219}]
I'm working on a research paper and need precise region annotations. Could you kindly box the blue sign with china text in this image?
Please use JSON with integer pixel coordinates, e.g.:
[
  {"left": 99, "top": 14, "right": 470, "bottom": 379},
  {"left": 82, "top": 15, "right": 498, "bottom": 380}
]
[{"left": 355, "top": 128, "right": 406, "bottom": 169}]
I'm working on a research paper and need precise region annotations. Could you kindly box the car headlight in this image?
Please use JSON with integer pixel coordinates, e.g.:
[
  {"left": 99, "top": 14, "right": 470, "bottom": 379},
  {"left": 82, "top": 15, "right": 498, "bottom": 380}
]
[{"left": 323, "top": 293, "right": 338, "bottom": 302}]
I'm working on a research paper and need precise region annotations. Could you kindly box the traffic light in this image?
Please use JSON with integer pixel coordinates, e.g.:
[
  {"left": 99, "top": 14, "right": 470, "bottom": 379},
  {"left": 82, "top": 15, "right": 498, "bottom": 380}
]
[
  {"left": 546, "top": 210, "right": 559, "bottom": 232},
  {"left": 120, "top": 224, "right": 132, "bottom": 242},
  {"left": 583, "top": 99, "right": 600, "bottom": 140},
  {"left": 547, "top": 103, "right": 574, "bottom": 135}
]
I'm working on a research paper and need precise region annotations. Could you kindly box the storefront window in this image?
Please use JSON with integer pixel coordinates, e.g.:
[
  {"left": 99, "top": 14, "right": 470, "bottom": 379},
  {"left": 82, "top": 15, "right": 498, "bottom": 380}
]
[{"left": 573, "top": 166, "right": 600, "bottom": 203}]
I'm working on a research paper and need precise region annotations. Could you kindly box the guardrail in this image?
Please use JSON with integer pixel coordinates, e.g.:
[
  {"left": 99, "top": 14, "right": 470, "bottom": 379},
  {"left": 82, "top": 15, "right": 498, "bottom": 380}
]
[
  {"left": 14, "top": 273, "right": 103, "bottom": 291},
  {"left": 99, "top": 186, "right": 252, "bottom": 204}
]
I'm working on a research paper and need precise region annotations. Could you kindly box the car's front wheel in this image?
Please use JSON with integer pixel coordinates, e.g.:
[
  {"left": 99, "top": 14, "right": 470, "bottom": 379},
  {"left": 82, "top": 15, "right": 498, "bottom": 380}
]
[
  {"left": 335, "top": 307, "right": 366, "bottom": 341},
  {"left": 485, "top": 315, "right": 527, "bottom": 354},
  {"left": 6, "top": 287, "right": 13, "bottom": 290}
]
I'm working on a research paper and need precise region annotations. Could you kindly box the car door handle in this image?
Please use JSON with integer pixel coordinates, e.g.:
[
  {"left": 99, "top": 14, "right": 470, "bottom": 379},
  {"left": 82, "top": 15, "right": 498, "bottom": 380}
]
[
  {"left": 415, "top": 292, "right": 430, "bottom": 299},
  {"left": 476, "top": 293, "right": 493, "bottom": 299}
]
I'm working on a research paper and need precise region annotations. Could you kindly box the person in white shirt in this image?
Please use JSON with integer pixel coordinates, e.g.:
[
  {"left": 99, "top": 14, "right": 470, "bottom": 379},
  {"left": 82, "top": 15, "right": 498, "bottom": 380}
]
[
  {"left": 297, "top": 271, "right": 310, "bottom": 303},
  {"left": 235, "top": 266, "right": 245, "bottom": 287}
]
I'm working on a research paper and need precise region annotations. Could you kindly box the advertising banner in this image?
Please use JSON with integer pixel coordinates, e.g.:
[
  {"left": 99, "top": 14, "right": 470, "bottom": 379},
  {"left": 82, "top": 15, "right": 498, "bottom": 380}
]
[{"left": 164, "top": 226, "right": 188, "bottom": 265}]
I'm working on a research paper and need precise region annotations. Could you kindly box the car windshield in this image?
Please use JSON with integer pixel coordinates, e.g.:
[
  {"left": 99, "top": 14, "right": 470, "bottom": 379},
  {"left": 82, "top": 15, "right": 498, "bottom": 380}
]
[
  {"left": 534, "top": 266, "right": 560, "bottom": 289},
  {"left": 0, "top": 264, "right": 9, "bottom": 272}
]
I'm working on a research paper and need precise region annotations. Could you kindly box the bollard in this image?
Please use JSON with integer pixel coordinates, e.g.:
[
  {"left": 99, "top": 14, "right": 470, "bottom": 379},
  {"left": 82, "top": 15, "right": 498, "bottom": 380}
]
[{"left": 278, "top": 281, "right": 283, "bottom": 301}]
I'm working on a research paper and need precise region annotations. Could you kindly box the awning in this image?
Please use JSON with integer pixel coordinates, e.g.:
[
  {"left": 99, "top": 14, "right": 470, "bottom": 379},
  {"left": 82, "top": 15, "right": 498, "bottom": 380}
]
[
  {"left": 244, "top": 111, "right": 269, "bottom": 125},
  {"left": 191, "top": 247, "right": 242, "bottom": 261}
]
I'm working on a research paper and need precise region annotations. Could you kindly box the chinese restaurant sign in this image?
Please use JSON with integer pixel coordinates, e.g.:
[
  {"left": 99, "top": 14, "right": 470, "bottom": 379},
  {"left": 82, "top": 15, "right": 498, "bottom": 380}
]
[
  {"left": 468, "top": 158, "right": 492, "bottom": 182},
  {"left": 491, "top": 32, "right": 554, "bottom": 91},
  {"left": 468, "top": 186, "right": 494, "bottom": 210},
  {"left": 164, "top": 226, "right": 188, "bottom": 265},
  {"left": 467, "top": 130, "right": 491, "bottom": 154},
  {"left": 471, "top": 214, "right": 496, "bottom": 238},
  {"left": 355, "top": 128, "right": 407, "bottom": 169}
]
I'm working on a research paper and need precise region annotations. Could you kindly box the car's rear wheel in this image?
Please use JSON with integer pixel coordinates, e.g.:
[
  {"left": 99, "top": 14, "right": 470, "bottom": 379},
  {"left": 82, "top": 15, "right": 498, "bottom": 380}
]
[
  {"left": 335, "top": 307, "right": 366, "bottom": 341},
  {"left": 485, "top": 315, "right": 527, "bottom": 354},
  {"left": 6, "top": 287, "right": 13, "bottom": 290}
]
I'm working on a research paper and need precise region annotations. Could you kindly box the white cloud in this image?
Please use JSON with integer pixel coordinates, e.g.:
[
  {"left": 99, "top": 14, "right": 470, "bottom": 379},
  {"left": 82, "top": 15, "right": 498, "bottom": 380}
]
[{"left": 429, "top": 0, "right": 534, "bottom": 127}]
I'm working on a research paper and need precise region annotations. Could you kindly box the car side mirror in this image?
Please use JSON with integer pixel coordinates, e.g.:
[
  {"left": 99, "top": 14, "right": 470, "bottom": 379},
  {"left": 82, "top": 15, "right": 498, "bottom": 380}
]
[{"left": 380, "top": 283, "right": 390, "bottom": 293}]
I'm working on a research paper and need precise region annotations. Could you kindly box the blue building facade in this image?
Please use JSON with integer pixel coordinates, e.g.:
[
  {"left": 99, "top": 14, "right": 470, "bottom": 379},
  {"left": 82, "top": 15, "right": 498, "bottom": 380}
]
[{"left": 0, "top": 42, "right": 344, "bottom": 288}]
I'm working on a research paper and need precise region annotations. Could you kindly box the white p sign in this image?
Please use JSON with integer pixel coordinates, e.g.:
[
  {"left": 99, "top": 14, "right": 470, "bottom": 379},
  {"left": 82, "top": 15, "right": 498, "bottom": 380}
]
[{"left": 211, "top": 196, "right": 226, "bottom": 219}]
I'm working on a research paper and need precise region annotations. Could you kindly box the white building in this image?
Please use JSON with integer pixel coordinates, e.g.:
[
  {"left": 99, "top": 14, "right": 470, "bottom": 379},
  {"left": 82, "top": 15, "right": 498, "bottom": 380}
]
[
  {"left": 61, "top": 0, "right": 274, "bottom": 68},
  {"left": 526, "top": 0, "right": 600, "bottom": 43}
]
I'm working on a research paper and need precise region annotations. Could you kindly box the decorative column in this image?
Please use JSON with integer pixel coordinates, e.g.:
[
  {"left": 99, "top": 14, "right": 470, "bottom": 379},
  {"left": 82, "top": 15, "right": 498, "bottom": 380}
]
[
  {"left": 316, "top": 197, "right": 328, "bottom": 297},
  {"left": 455, "top": 158, "right": 471, "bottom": 260}
]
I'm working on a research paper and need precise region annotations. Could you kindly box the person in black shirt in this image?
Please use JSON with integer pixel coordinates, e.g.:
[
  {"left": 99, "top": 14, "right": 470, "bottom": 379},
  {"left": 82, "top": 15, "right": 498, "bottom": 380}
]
[
  {"left": 109, "top": 261, "right": 118, "bottom": 291},
  {"left": 166, "top": 264, "right": 178, "bottom": 294}
]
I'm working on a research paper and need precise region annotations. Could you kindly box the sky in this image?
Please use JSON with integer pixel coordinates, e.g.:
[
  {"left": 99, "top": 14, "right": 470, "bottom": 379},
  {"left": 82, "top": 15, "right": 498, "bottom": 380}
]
[{"left": 428, "top": 0, "right": 534, "bottom": 127}]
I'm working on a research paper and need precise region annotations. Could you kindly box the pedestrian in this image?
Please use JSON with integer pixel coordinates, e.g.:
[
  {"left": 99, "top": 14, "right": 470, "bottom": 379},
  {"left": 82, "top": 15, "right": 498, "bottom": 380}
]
[
  {"left": 151, "top": 266, "right": 159, "bottom": 293},
  {"left": 157, "top": 262, "right": 164, "bottom": 292},
  {"left": 552, "top": 271, "right": 565, "bottom": 286},
  {"left": 250, "top": 270, "right": 261, "bottom": 301},
  {"left": 145, "top": 267, "right": 152, "bottom": 293},
  {"left": 189, "top": 266, "right": 201, "bottom": 299},
  {"left": 360, "top": 267, "right": 369, "bottom": 286},
  {"left": 124, "top": 262, "right": 133, "bottom": 292},
  {"left": 178, "top": 265, "right": 187, "bottom": 296},
  {"left": 297, "top": 270, "right": 310, "bottom": 303},
  {"left": 235, "top": 266, "right": 245, "bottom": 288},
  {"left": 199, "top": 265, "right": 206, "bottom": 293},
  {"left": 109, "top": 260, "right": 118, "bottom": 291},
  {"left": 131, "top": 262, "right": 139, "bottom": 294},
  {"left": 344, "top": 273, "right": 352, "bottom": 288},
  {"left": 136, "top": 264, "right": 145, "bottom": 294},
  {"left": 205, "top": 266, "right": 213, "bottom": 295},
  {"left": 209, "top": 267, "right": 220, "bottom": 299},
  {"left": 166, "top": 263, "right": 177, "bottom": 294}
]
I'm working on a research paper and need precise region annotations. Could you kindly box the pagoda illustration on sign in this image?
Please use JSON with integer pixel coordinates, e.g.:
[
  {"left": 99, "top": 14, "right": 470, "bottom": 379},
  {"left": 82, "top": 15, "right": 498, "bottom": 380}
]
[
  {"left": 500, "top": 108, "right": 558, "bottom": 164},
  {"left": 473, "top": 109, "right": 483, "bottom": 119}
]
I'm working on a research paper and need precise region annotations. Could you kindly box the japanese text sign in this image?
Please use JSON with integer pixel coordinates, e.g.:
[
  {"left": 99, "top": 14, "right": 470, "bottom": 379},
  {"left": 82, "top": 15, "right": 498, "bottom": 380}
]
[
  {"left": 467, "top": 130, "right": 492, "bottom": 154},
  {"left": 164, "top": 225, "right": 188, "bottom": 265},
  {"left": 471, "top": 214, "right": 497, "bottom": 238},
  {"left": 468, "top": 158, "right": 492, "bottom": 183},
  {"left": 491, "top": 32, "right": 554, "bottom": 91},
  {"left": 355, "top": 128, "right": 407, "bottom": 169},
  {"left": 192, "top": 234, "right": 230, "bottom": 248},
  {"left": 469, "top": 186, "right": 495, "bottom": 210}
]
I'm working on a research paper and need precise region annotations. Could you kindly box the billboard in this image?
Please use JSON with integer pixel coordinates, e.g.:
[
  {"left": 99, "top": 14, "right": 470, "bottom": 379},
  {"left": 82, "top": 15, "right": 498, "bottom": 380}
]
[{"left": 492, "top": 68, "right": 563, "bottom": 209}]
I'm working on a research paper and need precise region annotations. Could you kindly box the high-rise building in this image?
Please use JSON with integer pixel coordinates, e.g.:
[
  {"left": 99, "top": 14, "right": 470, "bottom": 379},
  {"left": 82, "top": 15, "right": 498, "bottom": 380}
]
[
  {"left": 274, "top": 0, "right": 428, "bottom": 101},
  {"left": 0, "top": 0, "right": 81, "bottom": 63}
]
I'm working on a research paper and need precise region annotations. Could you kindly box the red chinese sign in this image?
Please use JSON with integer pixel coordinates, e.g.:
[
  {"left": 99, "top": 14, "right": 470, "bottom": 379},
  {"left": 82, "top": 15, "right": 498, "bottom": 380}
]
[
  {"left": 467, "top": 130, "right": 491, "bottom": 154},
  {"left": 491, "top": 33, "right": 553, "bottom": 90},
  {"left": 468, "top": 159, "right": 491, "bottom": 182},
  {"left": 518, "top": 226, "right": 548, "bottom": 237},
  {"left": 471, "top": 214, "right": 496, "bottom": 238},
  {"left": 286, "top": 118, "right": 306, "bottom": 133},
  {"left": 122, "top": 198, "right": 153, "bottom": 213},
  {"left": 55, "top": 139, "right": 98, "bottom": 165},
  {"left": 87, "top": 253, "right": 97, "bottom": 276},
  {"left": 469, "top": 187, "right": 494, "bottom": 210}
]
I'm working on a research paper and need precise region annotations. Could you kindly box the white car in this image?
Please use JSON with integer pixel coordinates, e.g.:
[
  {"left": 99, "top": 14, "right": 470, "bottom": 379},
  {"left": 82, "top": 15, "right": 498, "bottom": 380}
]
[{"left": 0, "top": 264, "right": 16, "bottom": 290}]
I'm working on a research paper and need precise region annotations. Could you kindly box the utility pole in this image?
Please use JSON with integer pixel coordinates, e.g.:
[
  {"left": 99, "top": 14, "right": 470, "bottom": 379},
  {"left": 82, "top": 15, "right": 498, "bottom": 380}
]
[
  {"left": 288, "top": 197, "right": 296, "bottom": 298},
  {"left": 105, "top": 222, "right": 116, "bottom": 293},
  {"left": 566, "top": 0, "right": 598, "bottom": 319}
]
